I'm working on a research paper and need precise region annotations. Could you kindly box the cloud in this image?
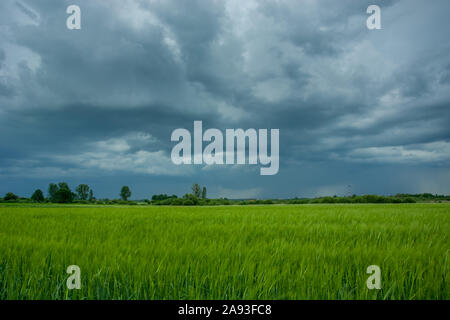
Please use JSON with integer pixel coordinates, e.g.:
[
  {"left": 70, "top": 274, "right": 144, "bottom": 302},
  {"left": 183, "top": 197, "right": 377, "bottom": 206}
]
[
  {"left": 215, "top": 187, "right": 262, "bottom": 199},
  {"left": 54, "top": 149, "right": 187, "bottom": 176},
  {"left": 0, "top": 132, "right": 193, "bottom": 178},
  {"left": 313, "top": 184, "right": 348, "bottom": 198},
  {"left": 0, "top": 0, "right": 450, "bottom": 198},
  {"left": 343, "top": 141, "right": 450, "bottom": 164},
  {"left": 90, "top": 132, "right": 156, "bottom": 153}
]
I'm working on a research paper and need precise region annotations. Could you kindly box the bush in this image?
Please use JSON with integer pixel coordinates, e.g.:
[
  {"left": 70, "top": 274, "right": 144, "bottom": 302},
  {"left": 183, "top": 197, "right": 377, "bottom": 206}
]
[
  {"left": 336, "top": 197, "right": 350, "bottom": 203},
  {"left": 320, "top": 197, "right": 336, "bottom": 204},
  {"left": 31, "top": 189, "right": 45, "bottom": 203},
  {"left": 53, "top": 189, "right": 73, "bottom": 203},
  {"left": 170, "top": 198, "right": 183, "bottom": 206},
  {"left": 183, "top": 194, "right": 199, "bottom": 205},
  {"left": 73, "top": 200, "right": 90, "bottom": 204},
  {"left": 152, "top": 194, "right": 178, "bottom": 201},
  {"left": 117, "top": 200, "right": 136, "bottom": 205},
  {"left": 289, "top": 199, "right": 309, "bottom": 204},
  {"left": 17, "top": 198, "right": 32, "bottom": 203},
  {"left": 4, "top": 192, "right": 19, "bottom": 201}
]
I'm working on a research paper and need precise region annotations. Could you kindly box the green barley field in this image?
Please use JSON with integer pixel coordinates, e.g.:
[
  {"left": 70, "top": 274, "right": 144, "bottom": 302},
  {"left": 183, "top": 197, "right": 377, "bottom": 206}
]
[{"left": 0, "top": 203, "right": 448, "bottom": 300}]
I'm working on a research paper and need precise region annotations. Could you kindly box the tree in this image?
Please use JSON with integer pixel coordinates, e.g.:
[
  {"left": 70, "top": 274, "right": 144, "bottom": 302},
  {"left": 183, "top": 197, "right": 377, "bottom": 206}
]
[
  {"left": 76, "top": 184, "right": 90, "bottom": 200},
  {"left": 54, "top": 188, "right": 73, "bottom": 203},
  {"left": 152, "top": 194, "right": 178, "bottom": 201},
  {"left": 4, "top": 192, "right": 19, "bottom": 201},
  {"left": 192, "top": 183, "right": 201, "bottom": 198},
  {"left": 88, "top": 189, "right": 94, "bottom": 201},
  {"left": 202, "top": 187, "right": 207, "bottom": 199},
  {"left": 48, "top": 183, "right": 58, "bottom": 201},
  {"left": 120, "top": 186, "right": 131, "bottom": 201},
  {"left": 58, "top": 182, "right": 70, "bottom": 191},
  {"left": 31, "top": 189, "right": 44, "bottom": 202},
  {"left": 48, "top": 182, "right": 73, "bottom": 203},
  {"left": 183, "top": 193, "right": 199, "bottom": 205}
]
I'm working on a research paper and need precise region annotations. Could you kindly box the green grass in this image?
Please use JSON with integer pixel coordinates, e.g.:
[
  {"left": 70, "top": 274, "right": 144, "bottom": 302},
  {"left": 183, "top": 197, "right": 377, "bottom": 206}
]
[{"left": 0, "top": 204, "right": 448, "bottom": 299}]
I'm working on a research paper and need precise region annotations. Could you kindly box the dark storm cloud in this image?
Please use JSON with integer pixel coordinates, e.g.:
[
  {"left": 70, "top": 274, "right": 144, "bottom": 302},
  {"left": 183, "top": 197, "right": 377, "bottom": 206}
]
[
  {"left": 1, "top": 0, "right": 450, "bottom": 198},
  {"left": 0, "top": 49, "right": 14, "bottom": 97}
]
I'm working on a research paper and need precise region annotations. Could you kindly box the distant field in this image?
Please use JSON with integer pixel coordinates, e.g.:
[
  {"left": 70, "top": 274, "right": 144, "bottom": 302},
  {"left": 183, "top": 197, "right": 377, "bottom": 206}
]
[{"left": 0, "top": 204, "right": 448, "bottom": 299}]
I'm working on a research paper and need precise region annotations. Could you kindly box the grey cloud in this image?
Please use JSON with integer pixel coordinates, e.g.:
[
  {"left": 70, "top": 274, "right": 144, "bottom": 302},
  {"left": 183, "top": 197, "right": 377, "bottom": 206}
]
[{"left": 1, "top": 0, "right": 450, "bottom": 198}]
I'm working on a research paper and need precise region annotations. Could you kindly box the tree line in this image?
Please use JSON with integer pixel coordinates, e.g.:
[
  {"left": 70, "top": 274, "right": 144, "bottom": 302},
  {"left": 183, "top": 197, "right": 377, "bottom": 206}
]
[
  {"left": 0, "top": 182, "right": 209, "bottom": 205},
  {"left": 1, "top": 183, "right": 133, "bottom": 204},
  {"left": 1, "top": 184, "right": 450, "bottom": 205}
]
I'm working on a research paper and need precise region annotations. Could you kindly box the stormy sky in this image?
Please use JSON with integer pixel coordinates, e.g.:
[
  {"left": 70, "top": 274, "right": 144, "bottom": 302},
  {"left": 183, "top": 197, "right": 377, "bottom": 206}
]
[{"left": 1, "top": 0, "right": 449, "bottom": 199}]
